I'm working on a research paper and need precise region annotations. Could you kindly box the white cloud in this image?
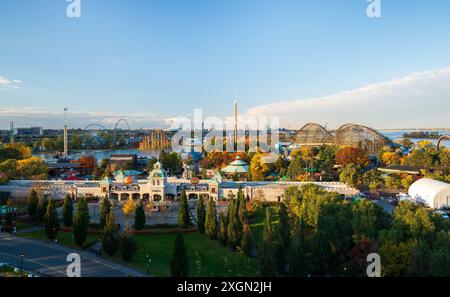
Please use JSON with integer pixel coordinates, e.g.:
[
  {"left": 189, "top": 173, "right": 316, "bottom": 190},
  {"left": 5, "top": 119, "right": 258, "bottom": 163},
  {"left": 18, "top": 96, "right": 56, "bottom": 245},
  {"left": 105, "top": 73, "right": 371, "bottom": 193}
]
[
  {"left": 245, "top": 67, "right": 450, "bottom": 129},
  {"left": 0, "top": 108, "right": 172, "bottom": 129},
  {"left": 0, "top": 76, "right": 22, "bottom": 89}
]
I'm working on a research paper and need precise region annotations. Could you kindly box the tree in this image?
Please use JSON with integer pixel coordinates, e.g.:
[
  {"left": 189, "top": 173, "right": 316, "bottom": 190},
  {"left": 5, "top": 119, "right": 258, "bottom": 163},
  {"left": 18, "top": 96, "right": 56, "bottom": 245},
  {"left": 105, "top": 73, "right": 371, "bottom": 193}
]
[
  {"left": 134, "top": 200, "right": 146, "bottom": 231},
  {"left": 351, "top": 199, "right": 378, "bottom": 243},
  {"left": 311, "top": 202, "right": 353, "bottom": 276},
  {"left": 385, "top": 174, "right": 402, "bottom": 190},
  {"left": 73, "top": 198, "right": 90, "bottom": 247},
  {"left": 27, "top": 189, "right": 39, "bottom": 219},
  {"left": 241, "top": 223, "right": 253, "bottom": 257},
  {"left": 218, "top": 212, "right": 228, "bottom": 246},
  {"left": 122, "top": 198, "right": 135, "bottom": 218},
  {"left": 100, "top": 196, "right": 111, "bottom": 229},
  {"left": 285, "top": 186, "right": 301, "bottom": 235},
  {"left": 44, "top": 200, "right": 60, "bottom": 241},
  {"left": 278, "top": 203, "right": 291, "bottom": 249},
  {"left": 227, "top": 199, "right": 238, "bottom": 249},
  {"left": 178, "top": 190, "right": 191, "bottom": 228},
  {"left": 381, "top": 152, "right": 401, "bottom": 166},
  {"left": 286, "top": 158, "right": 305, "bottom": 181},
  {"left": 335, "top": 146, "right": 370, "bottom": 167},
  {"left": 120, "top": 233, "right": 138, "bottom": 262},
  {"left": 170, "top": 233, "right": 189, "bottom": 277},
  {"left": 205, "top": 197, "right": 217, "bottom": 239},
  {"left": 62, "top": 194, "right": 73, "bottom": 227},
  {"left": 289, "top": 224, "right": 308, "bottom": 277},
  {"left": 363, "top": 169, "right": 382, "bottom": 191},
  {"left": 339, "top": 164, "right": 363, "bottom": 189},
  {"left": 101, "top": 212, "right": 120, "bottom": 256},
  {"left": 37, "top": 196, "right": 49, "bottom": 222},
  {"left": 259, "top": 207, "right": 276, "bottom": 277},
  {"left": 429, "top": 231, "right": 450, "bottom": 277},
  {"left": 250, "top": 153, "right": 270, "bottom": 181},
  {"left": 196, "top": 195, "right": 206, "bottom": 234},
  {"left": 237, "top": 188, "right": 247, "bottom": 224}
]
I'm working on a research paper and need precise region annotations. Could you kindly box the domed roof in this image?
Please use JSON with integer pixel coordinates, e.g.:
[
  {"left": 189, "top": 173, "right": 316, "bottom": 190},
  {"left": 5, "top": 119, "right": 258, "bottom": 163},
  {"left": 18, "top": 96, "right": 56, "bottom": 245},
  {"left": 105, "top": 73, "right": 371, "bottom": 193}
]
[
  {"left": 222, "top": 156, "right": 249, "bottom": 174},
  {"left": 150, "top": 161, "right": 167, "bottom": 178},
  {"left": 408, "top": 178, "right": 450, "bottom": 207}
]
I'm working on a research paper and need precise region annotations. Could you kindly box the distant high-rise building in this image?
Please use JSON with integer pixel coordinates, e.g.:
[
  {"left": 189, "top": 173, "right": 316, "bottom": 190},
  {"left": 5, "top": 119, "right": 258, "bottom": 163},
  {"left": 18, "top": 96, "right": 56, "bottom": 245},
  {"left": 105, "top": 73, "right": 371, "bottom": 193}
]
[{"left": 63, "top": 125, "right": 69, "bottom": 158}]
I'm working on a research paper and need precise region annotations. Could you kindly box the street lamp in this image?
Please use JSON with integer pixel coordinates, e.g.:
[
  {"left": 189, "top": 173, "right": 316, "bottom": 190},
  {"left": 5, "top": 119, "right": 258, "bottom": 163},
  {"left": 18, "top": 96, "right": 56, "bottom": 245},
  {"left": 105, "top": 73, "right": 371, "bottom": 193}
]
[
  {"left": 20, "top": 252, "right": 24, "bottom": 277},
  {"left": 146, "top": 253, "right": 152, "bottom": 274}
]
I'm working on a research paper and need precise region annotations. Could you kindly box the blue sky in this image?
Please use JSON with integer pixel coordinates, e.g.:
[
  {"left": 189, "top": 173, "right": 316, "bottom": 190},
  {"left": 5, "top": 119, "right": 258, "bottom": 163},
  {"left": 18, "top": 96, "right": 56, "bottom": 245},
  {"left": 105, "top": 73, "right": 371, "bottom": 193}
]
[{"left": 1, "top": 0, "right": 450, "bottom": 129}]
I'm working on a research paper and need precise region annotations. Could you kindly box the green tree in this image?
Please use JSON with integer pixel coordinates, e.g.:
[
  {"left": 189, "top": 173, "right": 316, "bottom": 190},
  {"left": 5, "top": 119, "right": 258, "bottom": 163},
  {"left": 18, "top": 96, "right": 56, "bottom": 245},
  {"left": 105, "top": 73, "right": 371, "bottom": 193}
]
[
  {"left": 37, "top": 196, "right": 49, "bottom": 222},
  {"left": 429, "top": 231, "right": 450, "bottom": 277},
  {"left": 205, "top": 197, "right": 217, "bottom": 239},
  {"left": 100, "top": 196, "right": 111, "bottom": 229},
  {"left": 170, "top": 233, "right": 189, "bottom": 277},
  {"left": 237, "top": 187, "right": 247, "bottom": 223},
  {"left": 178, "top": 190, "right": 191, "bottom": 228},
  {"left": 259, "top": 207, "right": 276, "bottom": 277},
  {"left": 278, "top": 203, "right": 291, "bottom": 249},
  {"left": 227, "top": 199, "right": 238, "bottom": 249},
  {"left": 134, "top": 200, "right": 146, "bottom": 231},
  {"left": 218, "top": 212, "right": 228, "bottom": 246},
  {"left": 27, "top": 189, "right": 39, "bottom": 219},
  {"left": 62, "top": 194, "right": 73, "bottom": 227},
  {"left": 73, "top": 198, "right": 90, "bottom": 247},
  {"left": 196, "top": 195, "right": 206, "bottom": 234},
  {"left": 339, "top": 164, "right": 363, "bottom": 189},
  {"left": 44, "top": 200, "right": 60, "bottom": 241},
  {"left": 311, "top": 202, "right": 353, "bottom": 276},
  {"left": 241, "top": 223, "right": 253, "bottom": 257},
  {"left": 286, "top": 158, "right": 305, "bottom": 180},
  {"left": 120, "top": 233, "right": 138, "bottom": 262},
  {"left": 101, "top": 212, "right": 120, "bottom": 256},
  {"left": 289, "top": 224, "right": 308, "bottom": 277}
]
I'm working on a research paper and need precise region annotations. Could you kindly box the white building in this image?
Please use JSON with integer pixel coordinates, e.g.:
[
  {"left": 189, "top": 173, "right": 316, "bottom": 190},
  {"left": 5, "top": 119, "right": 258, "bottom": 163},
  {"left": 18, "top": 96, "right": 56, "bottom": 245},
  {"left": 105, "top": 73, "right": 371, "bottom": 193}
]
[{"left": 408, "top": 178, "right": 450, "bottom": 209}]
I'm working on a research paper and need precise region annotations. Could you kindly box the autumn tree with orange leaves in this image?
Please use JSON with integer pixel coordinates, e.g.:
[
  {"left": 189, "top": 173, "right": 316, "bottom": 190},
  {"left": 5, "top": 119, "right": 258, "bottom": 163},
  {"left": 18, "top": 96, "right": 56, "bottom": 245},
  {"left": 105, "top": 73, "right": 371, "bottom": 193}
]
[{"left": 335, "top": 147, "right": 370, "bottom": 167}]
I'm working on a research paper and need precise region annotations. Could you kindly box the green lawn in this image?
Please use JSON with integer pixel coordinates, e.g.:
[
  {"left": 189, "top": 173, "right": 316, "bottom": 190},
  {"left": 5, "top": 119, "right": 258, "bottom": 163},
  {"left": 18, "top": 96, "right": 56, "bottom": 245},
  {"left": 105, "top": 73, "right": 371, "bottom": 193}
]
[
  {"left": 16, "top": 205, "right": 280, "bottom": 277},
  {"left": 19, "top": 230, "right": 99, "bottom": 250},
  {"left": 107, "top": 232, "right": 260, "bottom": 277}
]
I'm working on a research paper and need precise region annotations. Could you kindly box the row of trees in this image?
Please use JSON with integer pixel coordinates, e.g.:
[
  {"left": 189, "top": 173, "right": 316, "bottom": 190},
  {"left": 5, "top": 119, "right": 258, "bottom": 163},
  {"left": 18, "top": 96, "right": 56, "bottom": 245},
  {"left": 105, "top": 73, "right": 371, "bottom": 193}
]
[
  {"left": 196, "top": 189, "right": 254, "bottom": 256},
  {"left": 28, "top": 190, "right": 138, "bottom": 262}
]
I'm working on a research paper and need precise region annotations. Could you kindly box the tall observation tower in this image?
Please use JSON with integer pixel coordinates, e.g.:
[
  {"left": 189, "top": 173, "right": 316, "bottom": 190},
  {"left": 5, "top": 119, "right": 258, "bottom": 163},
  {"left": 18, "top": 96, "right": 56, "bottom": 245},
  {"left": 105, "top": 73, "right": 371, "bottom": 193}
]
[
  {"left": 234, "top": 100, "right": 238, "bottom": 146},
  {"left": 63, "top": 108, "right": 69, "bottom": 159}
]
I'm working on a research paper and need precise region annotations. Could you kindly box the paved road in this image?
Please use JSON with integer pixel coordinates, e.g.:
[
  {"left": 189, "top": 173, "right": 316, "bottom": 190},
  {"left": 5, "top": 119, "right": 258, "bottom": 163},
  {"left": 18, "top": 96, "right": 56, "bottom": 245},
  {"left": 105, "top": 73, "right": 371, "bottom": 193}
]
[{"left": 0, "top": 233, "right": 148, "bottom": 277}]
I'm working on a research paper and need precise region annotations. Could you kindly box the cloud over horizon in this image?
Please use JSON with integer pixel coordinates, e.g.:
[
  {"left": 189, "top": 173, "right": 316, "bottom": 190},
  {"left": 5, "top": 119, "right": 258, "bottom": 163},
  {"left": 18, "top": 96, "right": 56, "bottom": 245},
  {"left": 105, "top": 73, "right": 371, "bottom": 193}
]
[
  {"left": 0, "top": 76, "right": 21, "bottom": 89},
  {"left": 245, "top": 67, "right": 450, "bottom": 130},
  {"left": 0, "top": 108, "right": 171, "bottom": 130},
  {"left": 1, "top": 68, "right": 450, "bottom": 131}
]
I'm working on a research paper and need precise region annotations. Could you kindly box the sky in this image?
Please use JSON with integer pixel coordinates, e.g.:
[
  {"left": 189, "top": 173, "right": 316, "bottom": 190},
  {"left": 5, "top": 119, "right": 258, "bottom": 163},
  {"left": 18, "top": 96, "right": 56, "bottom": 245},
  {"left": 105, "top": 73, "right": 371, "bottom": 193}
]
[{"left": 0, "top": 0, "right": 450, "bottom": 130}]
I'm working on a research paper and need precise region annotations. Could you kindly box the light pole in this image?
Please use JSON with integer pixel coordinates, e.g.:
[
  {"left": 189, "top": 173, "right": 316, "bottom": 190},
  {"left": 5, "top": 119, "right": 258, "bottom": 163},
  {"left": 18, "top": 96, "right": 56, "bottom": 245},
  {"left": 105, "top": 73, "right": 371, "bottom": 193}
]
[
  {"left": 20, "top": 252, "right": 24, "bottom": 277},
  {"left": 146, "top": 253, "right": 152, "bottom": 274}
]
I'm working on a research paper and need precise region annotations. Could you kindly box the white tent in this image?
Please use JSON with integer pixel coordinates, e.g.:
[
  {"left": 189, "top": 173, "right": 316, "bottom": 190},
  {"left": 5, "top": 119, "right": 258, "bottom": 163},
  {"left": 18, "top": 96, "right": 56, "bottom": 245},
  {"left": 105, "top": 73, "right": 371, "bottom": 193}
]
[{"left": 408, "top": 178, "right": 450, "bottom": 209}]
